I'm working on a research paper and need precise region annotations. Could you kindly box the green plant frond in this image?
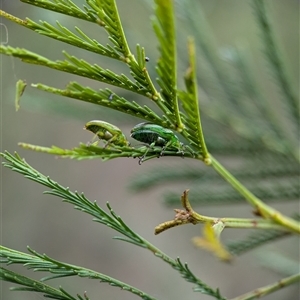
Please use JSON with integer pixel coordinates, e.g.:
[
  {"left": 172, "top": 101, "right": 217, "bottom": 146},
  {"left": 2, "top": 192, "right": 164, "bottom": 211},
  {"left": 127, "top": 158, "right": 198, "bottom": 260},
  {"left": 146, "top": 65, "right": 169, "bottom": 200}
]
[
  {"left": 32, "top": 81, "right": 168, "bottom": 125},
  {"left": 18, "top": 142, "right": 197, "bottom": 162},
  {"left": 2, "top": 1, "right": 164, "bottom": 105},
  {"left": 53, "top": 83, "right": 164, "bottom": 123},
  {"left": 171, "top": 258, "right": 224, "bottom": 299},
  {"left": 174, "top": 0, "right": 299, "bottom": 161},
  {"left": 0, "top": 45, "right": 145, "bottom": 92},
  {"left": 0, "top": 151, "right": 153, "bottom": 244},
  {"left": 177, "top": 38, "right": 209, "bottom": 157},
  {"left": 128, "top": 44, "right": 160, "bottom": 99},
  {"left": 152, "top": 0, "right": 183, "bottom": 130},
  {"left": 0, "top": 151, "right": 152, "bottom": 250},
  {"left": 227, "top": 214, "right": 300, "bottom": 256},
  {"left": 0, "top": 267, "right": 73, "bottom": 300},
  {"left": 178, "top": 94, "right": 200, "bottom": 133},
  {"left": 0, "top": 248, "right": 156, "bottom": 300},
  {"left": 177, "top": 119, "right": 202, "bottom": 149},
  {"left": 1, "top": 248, "right": 225, "bottom": 300},
  {"left": 0, "top": 44, "right": 174, "bottom": 121},
  {"left": 86, "top": 0, "right": 161, "bottom": 103},
  {"left": 86, "top": 0, "right": 131, "bottom": 57},
  {"left": 21, "top": 0, "right": 97, "bottom": 23},
  {"left": 25, "top": 19, "right": 122, "bottom": 59},
  {"left": 1, "top": 151, "right": 226, "bottom": 298},
  {"left": 1, "top": 151, "right": 197, "bottom": 250},
  {"left": 2, "top": 2, "right": 168, "bottom": 118},
  {"left": 61, "top": 51, "right": 152, "bottom": 94},
  {"left": 252, "top": 0, "right": 299, "bottom": 123},
  {"left": 17, "top": 142, "right": 135, "bottom": 160}
]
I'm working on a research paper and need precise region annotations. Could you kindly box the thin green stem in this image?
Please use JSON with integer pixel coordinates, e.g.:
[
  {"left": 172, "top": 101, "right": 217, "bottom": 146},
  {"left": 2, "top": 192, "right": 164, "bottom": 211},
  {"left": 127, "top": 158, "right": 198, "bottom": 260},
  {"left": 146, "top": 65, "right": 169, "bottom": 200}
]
[
  {"left": 0, "top": 9, "right": 27, "bottom": 25},
  {"left": 191, "top": 214, "right": 288, "bottom": 231},
  {"left": 229, "top": 273, "right": 300, "bottom": 300},
  {"left": 156, "top": 190, "right": 288, "bottom": 235},
  {"left": 210, "top": 155, "right": 300, "bottom": 233}
]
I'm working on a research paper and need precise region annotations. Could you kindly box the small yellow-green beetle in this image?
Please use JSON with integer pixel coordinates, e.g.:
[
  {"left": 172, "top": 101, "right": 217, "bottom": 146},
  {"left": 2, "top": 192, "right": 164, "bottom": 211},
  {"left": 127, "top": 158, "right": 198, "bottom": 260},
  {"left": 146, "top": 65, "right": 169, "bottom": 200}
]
[{"left": 84, "top": 120, "right": 130, "bottom": 147}]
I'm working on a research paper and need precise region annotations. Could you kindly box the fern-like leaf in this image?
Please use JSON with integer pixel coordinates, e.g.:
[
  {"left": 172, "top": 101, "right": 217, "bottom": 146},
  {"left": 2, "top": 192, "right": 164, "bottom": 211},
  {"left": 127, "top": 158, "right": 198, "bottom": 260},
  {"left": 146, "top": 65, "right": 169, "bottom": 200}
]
[
  {"left": 178, "top": 38, "right": 209, "bottom": 157},
  {"left": 0, "top": 267, "right": 77, "bottom": 300},
  {"left": 152, "top": 0, "right": 183, "bottom": 129},
  {"left": 25, "top": 19, "right": 122, "bottom": 59},
  {"left": 0, "top": 247, "right": 156, "bottom": 300},
  {"left": 21, "top": 0, "right": 97, "bottom": 22},
  {"left": 0, "top": 46, "right": 145, "bottom": 93},
  {"left": 1, "top": 151, "right": 225, "bottom": 299},
  {"left": 86, "top": 0, "right": 131, "bottom": 56},
  {"left": 18, "top": 142, "right": 196, "bottom": 162}
]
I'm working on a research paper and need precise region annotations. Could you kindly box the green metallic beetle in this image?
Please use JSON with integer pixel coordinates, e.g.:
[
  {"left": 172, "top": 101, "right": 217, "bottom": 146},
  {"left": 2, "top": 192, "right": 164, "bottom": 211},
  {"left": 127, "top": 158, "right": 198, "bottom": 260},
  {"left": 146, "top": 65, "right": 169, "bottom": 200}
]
[
  {"left": 130, "top": 122, "right": 188, "bottom": 159},
  {"left": 130, "top": 122, "right": 184, "bottom": 150},
  {"left": 84, "top": 120, "right": 129, "bottom": 147}
]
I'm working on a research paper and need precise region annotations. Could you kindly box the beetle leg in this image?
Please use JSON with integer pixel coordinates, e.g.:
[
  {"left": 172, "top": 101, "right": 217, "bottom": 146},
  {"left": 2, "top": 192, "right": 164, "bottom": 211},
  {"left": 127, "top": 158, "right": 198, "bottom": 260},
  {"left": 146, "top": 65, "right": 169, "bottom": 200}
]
[
  {"left": 86, "top": 133, "right": 100, "bottom": 146},
  {"left": 138, "top": 141, "right": 162, "bottom": 164},
  {"left": 139, "top": 143, "right": 152, "bottom": 163},
  {"left": 138, "top": 156, "right": 144, "bottom": 165},
  {"left": 103, "top": 134, "right": 118, "bottom": 148},
  {"left": 185, "top": 145, "right": 196, "bottom": 157},
  {"left": 177, "top": 143, "right": 185, "bottom": 157},
  {"left": 159, "top": 140, "right": 171, "bottom": 156}
]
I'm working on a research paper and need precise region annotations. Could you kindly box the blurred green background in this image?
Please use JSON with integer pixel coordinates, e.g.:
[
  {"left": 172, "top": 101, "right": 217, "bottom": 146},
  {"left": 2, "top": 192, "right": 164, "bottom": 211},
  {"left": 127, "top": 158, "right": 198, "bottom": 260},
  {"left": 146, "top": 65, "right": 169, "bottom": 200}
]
[{"left": 1, "top": 1, "right": 299, "bottom": 299}]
